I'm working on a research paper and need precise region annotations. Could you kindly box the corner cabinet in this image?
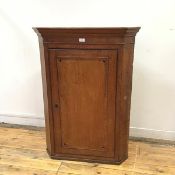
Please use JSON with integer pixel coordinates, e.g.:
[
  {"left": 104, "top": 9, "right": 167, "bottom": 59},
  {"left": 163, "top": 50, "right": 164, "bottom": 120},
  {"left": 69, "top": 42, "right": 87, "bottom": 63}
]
[{"left": 34, "top": 27, "right": 140, "bottom": 164}]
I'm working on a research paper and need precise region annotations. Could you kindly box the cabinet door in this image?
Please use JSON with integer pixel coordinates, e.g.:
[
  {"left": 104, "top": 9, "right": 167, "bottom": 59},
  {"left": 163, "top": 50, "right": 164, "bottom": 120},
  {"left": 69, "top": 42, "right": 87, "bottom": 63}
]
[{"left": 49, "top": 49, "right": 117, "bottom": 158}]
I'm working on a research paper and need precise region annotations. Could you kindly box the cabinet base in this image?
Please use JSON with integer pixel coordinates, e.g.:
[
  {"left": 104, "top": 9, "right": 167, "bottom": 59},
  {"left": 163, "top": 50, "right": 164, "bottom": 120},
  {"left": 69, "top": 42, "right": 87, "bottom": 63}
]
[{"left": 47, "top": 149, "right": 128, "bottom": 165}]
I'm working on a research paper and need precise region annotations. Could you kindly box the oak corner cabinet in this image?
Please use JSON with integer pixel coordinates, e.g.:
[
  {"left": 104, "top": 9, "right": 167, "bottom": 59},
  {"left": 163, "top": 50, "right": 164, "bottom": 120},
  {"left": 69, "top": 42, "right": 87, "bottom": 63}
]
[{"left": 34, "top": 27, "right": 140, "bottom": 164}]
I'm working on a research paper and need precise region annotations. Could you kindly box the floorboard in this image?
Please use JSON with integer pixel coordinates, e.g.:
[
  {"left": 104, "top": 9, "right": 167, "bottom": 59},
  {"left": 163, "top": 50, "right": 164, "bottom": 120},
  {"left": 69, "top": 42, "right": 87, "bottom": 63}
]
[{"left": 0, "top": 126, "right": 174, "bottom": 175}]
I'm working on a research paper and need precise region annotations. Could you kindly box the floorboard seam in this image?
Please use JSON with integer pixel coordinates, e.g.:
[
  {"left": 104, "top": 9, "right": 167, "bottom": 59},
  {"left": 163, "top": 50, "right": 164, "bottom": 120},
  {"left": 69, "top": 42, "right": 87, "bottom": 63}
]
[
  {"left": 56, "top": 161, "right": 62, "bottom": 175},
  {"left": 132, "top": 144, "right": 139, "bottom": 175}
]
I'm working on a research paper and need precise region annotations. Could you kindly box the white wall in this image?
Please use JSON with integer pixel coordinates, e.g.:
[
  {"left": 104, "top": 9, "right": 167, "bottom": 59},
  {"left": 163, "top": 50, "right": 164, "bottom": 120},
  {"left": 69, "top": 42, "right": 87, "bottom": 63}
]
[{"left": 0, "top": 0, "right": 175, "bottom": 140}]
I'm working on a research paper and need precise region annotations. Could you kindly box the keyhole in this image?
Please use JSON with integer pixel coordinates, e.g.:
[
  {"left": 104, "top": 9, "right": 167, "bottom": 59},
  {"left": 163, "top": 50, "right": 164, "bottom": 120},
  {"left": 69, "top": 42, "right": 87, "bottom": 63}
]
[{"left": 54, "top": 104, "right": 58, "bottom": 108}]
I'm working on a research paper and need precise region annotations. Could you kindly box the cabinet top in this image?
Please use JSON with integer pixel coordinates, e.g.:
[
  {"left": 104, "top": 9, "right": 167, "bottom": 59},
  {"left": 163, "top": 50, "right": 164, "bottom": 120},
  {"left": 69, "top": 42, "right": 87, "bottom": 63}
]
[
  {"left": 34, "top": 27, "right": 140, "bottom": 45},
  {"left": 34, "top": 27, "right": 140, "bottom": 36}
]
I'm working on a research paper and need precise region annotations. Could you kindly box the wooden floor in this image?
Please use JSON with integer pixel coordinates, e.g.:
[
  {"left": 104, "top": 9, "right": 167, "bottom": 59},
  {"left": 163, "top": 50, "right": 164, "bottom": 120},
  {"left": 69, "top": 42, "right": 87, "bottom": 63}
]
[{"left": 0, "top": 126, "right": 175, "bottom": 175}]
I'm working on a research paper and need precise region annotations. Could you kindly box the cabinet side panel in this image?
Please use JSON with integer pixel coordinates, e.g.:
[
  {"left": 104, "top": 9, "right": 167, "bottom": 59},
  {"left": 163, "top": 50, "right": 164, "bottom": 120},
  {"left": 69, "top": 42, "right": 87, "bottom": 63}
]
[
  {"left": 117, "top": 44, "right": 135, "bottom": 161},
  {"left": 38, "top": 39, "right": 54, "bottom": 154}
]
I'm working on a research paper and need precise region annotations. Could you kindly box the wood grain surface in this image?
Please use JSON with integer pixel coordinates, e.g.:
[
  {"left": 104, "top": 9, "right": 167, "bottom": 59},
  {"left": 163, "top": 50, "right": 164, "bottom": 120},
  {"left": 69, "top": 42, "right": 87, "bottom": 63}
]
[{"left": 0, "top": 126, "right": 175, "bottom": 174}]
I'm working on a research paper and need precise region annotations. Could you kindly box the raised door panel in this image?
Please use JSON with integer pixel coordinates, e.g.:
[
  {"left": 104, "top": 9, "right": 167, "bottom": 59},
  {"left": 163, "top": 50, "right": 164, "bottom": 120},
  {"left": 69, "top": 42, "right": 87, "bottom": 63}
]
[{"left": 49, "top": 49, "right": 117, "bottom": 158}]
